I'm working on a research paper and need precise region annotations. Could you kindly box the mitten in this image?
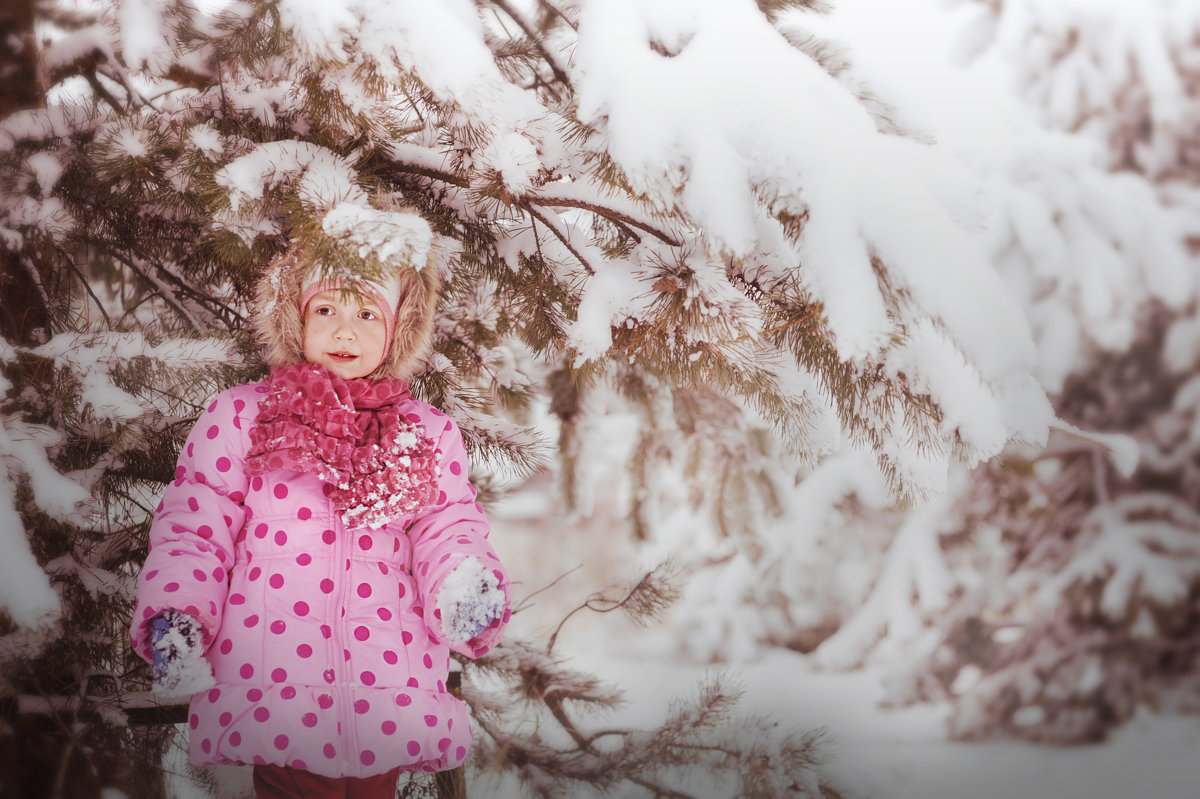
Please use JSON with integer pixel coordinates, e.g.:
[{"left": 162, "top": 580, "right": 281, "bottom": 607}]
[
  {"left": 148, "top": 609, "right": 216, "bottom": 696},
  {"left": 436, "top": 557, "right": 504, "bottom": 645}
]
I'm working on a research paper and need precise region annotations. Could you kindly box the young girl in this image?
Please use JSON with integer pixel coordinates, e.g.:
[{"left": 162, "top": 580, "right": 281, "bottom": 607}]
[{"left": 130, "top": 233, "right": 510, "bottom": 798}]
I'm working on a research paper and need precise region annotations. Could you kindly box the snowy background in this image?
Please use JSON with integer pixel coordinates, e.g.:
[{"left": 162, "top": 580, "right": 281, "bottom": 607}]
[
  {"left": 482, "top": 1, "right": 1200, "bottom": 796},
  {"left": 5, "top": 0, "right": 1200, "bottom": 796},
  {"left": 484, "top": 484, "right": 1200, "bottom": 799}
]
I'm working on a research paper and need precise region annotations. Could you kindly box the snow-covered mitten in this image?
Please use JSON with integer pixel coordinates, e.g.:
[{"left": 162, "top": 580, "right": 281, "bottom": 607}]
[
  {"left": 436, "top": 557, "right": 504, "bottom": 645},
  {"left": 148, "top": 609, "right": 216, "bottom": 697}
]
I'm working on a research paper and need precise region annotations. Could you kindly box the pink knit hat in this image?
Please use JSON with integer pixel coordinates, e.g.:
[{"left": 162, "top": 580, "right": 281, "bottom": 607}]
[{"left": 298, "top": 270, "right": 402, "bottom": 344}]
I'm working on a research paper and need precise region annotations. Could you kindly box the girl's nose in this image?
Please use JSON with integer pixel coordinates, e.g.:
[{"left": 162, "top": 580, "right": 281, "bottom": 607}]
[{"left": 333, "top": 321, "right": 356, "bottom": 340}]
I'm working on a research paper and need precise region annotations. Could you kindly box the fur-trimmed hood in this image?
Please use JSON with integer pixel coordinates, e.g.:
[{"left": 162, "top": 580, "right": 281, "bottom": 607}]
[{"left": 252, "top": 238, "right": 441, "bottom": 381}]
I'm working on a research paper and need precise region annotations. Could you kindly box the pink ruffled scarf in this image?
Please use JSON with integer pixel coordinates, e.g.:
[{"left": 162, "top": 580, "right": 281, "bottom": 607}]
[{"left": 247, "top": 362, "right": 440, "bottom": 529}]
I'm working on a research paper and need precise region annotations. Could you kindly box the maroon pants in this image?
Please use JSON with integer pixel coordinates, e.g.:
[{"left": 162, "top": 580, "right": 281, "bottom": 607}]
[{"left": 252, "top": 764, "right": 401, "bottom": 799}]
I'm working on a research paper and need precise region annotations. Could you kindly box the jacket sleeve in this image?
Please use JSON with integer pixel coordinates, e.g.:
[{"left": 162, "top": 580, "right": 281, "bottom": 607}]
[
  {"left": 407, "top": 409, "right": 511, "bottom": 658},
  {"left": 129, "top": 384, "right": 254, "bottom": 662}
]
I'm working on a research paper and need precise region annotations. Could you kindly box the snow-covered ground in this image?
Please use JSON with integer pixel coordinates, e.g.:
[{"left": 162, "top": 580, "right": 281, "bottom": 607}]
[
  {"left": 183, "top": 641, "right": 1200, "bottom": 799},
  {"left": 170, "top": 480, "right": 1200, "bottom": 799},
  {"left": 481, "top": 491, "right": 1200, "bottom": 799},
  {"left": 569, "top": 640, "right": 1200, "bottom": 799}
]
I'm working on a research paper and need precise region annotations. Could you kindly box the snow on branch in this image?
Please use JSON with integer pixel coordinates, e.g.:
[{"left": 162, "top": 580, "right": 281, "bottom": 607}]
[
  {"left": 385, "top": 141, "right": 466, "bottom": 187},
  {"left": 321, "top": 203, "right": 434, "bottom": 269},
  {"left": 565, "top": 0, "right": 1055, "bottom": 466},
  {"left": 215, "top": 140, "right": 366, "bottom": 215},
  {"left": 31, "top": 331, "right": 240, "bottom": 421},
  {"left": 0, "top": 412, "right": 89, "bottom": 629},
  {"left": 1035, "top": 494, "right": 1200, "bottom": 623},
  {"left": 813, "top": 487, "right": 956, "bottom": 670}
]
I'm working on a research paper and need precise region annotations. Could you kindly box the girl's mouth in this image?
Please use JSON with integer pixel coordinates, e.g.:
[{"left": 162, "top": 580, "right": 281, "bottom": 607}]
[{"left": 329, "top": 352, "right": 357, "bottom": 361}]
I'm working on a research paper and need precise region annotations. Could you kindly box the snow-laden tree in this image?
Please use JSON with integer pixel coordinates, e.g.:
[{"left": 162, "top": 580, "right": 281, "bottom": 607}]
[
  {"left": 1, "top": 0, "right": 1072, "bottom": 794},
  {"left": 643, "top": 0, "right": 1200, "bottom": 746},
  {"left": 884, "top": 0, "right": 1200, "bottom": 744}
]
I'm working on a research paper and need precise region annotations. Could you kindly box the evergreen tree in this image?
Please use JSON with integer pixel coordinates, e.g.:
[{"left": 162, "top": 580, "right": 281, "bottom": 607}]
[
  {"left": 650, "top": 0, "right": 1200, "bottom": 746},
  {"left": 1, "top": 0, "right": 1060, "bottom": 795},
  {"left": 885, "top": 0, "right": 1200, "bottom": 744}
]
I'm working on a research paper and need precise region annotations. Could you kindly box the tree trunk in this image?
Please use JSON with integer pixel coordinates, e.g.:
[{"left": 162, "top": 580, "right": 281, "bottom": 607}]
[{"left": 0, "top": 0, "right": 50, "bottom": 345}]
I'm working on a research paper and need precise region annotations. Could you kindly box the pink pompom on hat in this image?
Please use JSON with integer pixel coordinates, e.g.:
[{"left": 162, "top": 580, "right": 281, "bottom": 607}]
[{"left": 298, "top": 268, "right": 402, "bottom": 344}]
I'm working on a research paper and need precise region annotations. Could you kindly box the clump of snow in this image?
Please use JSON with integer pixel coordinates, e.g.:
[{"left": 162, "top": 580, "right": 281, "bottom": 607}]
[
  {"left": 0, "top": 108, "right": 77, "bottom": 151},
  {"left": 884, "top": 320, "right": 1008, "bottom": 462},
  {"left": 112, "top": 127, "right": 150, "bottom": 159},
  {"left": 0, "top": 414, "right": 92, "bottom": 523},
  {"left": 215, "top": 140, "right": 365, "bottom": 214},
  {"left": 351, "top": 0, "right": 502, "bottom": 104},
  {"left": 149, "top": 610, "right": 216, "bottom": 698},
  {"left": 0, "top": 466, "right": 62, "bottom": 630},
  {"left": 274, "top": 0, "right": 354, "bottom": 59},
  {"left": 114, "top": 0, "right": 178, "bottom": 73},
  {"left": 40, "top": 27, "right": 115, "bottom": 77},
  {"left": 321, "top": 203, "right": 433, "bottom": 269},
  {"left": 0, "top": 404, "right": 95, "bottom": 629},
  {"left": 436, "top": 556, "right": 503, "bottom": 644},
  {"left": 187, "top": 124, "right": 223, "bottom": 159},
  {"left": 480, "top": 130, "right": 541, "bottom": 194},
  {"left": 568, "top": 259, "right": 647, "bottom": 364},
  {"left": 4, "top": 184, "right": 73, "bottom": 243},
  {"left": 1164, "top": 313, "right": 1200, "bottom": 375},
  {"left": 25, "top": 152, "right": 63, "bottom": 197}
]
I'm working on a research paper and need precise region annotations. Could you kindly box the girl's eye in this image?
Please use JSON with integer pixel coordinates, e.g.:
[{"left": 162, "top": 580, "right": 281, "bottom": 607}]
[
  {"left": 315, "top": 305, "right": 334, "bottom": 316},
  {"left": 358, "top": 310, "right": 378, "bottom": 321}
]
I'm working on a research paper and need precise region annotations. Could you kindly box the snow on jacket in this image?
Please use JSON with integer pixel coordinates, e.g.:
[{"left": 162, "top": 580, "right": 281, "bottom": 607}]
[{"left": 129, "top": 380, "right": 510, "bottom": 778}]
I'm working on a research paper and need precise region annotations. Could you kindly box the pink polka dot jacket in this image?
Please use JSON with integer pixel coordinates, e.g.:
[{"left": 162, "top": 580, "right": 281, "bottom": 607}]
[{"left": 129, "top": 373, "right": 510, "bottom": 778}]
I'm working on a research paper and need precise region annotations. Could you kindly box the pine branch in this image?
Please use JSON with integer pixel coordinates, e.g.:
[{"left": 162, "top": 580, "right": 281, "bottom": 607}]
[
  {"left": 513, "top": 564, "right": 583, "bottom": 614},
  {"left": 487, "top": 0, "right": 573, "bottom": 89},
  {"left": 545, "top": 562, "right": 680, "bottom": 654},
  {"left": 526, "top": 192, "right": 682, "bottom": 246},
  {"left": 107, "top": 252, "right": 204, "bottom": 332},
  {"left": 59, "top": 250, "right": 111, "bottom": 327},
  {"left": 532, "top": 0, "right": 577, "bottom": 32},
  {"left": 82, "top": 70, "right": 125, "bottom": 114},
  {"left": 524, "top": 203, "right": 597, "bottom": 276}
]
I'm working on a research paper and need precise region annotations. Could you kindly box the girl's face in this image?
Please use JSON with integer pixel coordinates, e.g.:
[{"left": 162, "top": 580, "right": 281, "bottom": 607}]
[{"left": 302, "top": 289, "right": 389, "bottom": 380}]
